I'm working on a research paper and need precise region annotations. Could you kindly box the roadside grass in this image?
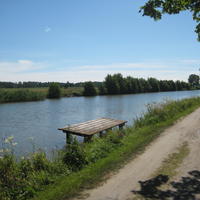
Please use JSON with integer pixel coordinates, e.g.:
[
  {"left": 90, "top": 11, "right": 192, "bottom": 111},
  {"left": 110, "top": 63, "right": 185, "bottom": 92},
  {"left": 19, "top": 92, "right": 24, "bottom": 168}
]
[
  {"left": 0, "top": 87, "right": 83, "bottom": 103},
  {"left": 31, "top": 97, "right": 200, "bottom": 200}
]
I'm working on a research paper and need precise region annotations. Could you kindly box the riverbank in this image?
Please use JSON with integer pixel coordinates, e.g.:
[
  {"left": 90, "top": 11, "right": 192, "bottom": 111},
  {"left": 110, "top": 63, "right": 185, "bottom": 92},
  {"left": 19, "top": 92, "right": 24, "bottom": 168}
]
[
  {"left": 0, "top": 97, "right": 200, "bottom": 200},
  {"left": 0, "top": 87, "right": 200, "bottom": 103},
  {"left": 0, "top": 87, "right": 83, "bottom": 103}
]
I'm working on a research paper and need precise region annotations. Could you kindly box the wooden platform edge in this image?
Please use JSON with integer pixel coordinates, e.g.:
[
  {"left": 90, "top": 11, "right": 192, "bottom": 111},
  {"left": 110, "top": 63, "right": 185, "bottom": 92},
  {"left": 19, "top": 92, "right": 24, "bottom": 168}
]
[{"left": 58, "top": 118, "right": 127, "bottom": 143}]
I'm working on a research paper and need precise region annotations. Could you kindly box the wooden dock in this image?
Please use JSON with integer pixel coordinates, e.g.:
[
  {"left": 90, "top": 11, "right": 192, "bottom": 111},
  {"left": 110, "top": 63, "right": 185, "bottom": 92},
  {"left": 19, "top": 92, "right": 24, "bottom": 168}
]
[{"left": 58, "top": 118, "right": 127, "bottom": 143}]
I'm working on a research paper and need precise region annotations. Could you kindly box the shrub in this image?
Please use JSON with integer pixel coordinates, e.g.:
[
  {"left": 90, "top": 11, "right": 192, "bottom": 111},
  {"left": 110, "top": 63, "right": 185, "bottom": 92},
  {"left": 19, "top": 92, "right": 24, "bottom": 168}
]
[
  {"left": 48, "top": 83, "right": 61, "bottom": 98},
  {"left": 83, "top": 82, "right": 97, "bottom": 96},
  {"left": 62, "top": 139, "right": 87, "bottom": 171},
  {"left": 32, "top": 152, "right": 50, "bottom": 171}
]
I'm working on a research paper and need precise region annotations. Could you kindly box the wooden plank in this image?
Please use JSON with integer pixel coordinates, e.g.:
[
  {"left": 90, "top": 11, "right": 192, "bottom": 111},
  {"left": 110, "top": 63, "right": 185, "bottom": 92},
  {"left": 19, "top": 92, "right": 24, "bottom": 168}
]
[
  {"left": 64, "top": 119, "right": 125, "bottom": 133},
  {"left": 58, "top": 118, "right": 127, "bottom": 136}
]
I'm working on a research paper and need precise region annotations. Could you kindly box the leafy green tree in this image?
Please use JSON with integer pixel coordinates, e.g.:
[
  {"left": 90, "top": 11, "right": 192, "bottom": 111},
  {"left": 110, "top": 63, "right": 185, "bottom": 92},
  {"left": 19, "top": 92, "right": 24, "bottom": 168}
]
[
  {"left": 83, "top": 81, "right": 97, "bottom": 96},
  {"left": 188, "top": 74, "right": 200, "bottom": 86},
  {"left": 168, "top": 80, "right": 176, "bottom": 91},
  {"left": 98, "top": 83, "right": 107, "bottom": 95},
  {"left": 104, "top": 74, "right": 120, "bottom": 94},
  {"left": 181, "top": 81, "right": 190, "bottom": 90},
  {"left": 137, "top": 78, "right": 147, "bottom": 93},
  {"left": 48, "top": 83, "right": 61, "bottom": 98},
  {"left": 113, "top": 73, "right": 127, "bottom": 94},
  {"left": 148, "top": 78, "right": 160, "bottom": 92},
  {"left": 175, "top": 80, "right": 182, "bottom": 91},
  {"left": 144, "top": 79, "right": 152, "bottom": 92},
  {"left": 159, "top": 80, "right": 170, "bottom": 91},
  {"left": 140, "top": 0, "right": 200, "bottom": 41}
]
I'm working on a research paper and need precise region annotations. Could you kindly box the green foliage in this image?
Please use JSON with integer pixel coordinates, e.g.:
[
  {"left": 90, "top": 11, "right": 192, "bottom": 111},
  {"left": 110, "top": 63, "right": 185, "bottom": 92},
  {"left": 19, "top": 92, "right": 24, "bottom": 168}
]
[
  {"left": 0, "top": 89, "right": 46, "bottom": 103},
  {"left": 148, "top": 77, "right": 160, "bottom": 92},
  {"left": 0, "top": 154, "right": 34, "bottom": 200},
  {"left": 83, "top": 82, "right": 97, "bottom": 96},
  {"left": 0, "top": 87, "right": 84, "bottom": 103},
  {"left": 48, "top": 83, "right": 61, "bottom": 98},
  {"left": 103, "top": 73, "right": 190, "bottom": 95},
  {"left": 62, "top": 139, "right": 87, "bottom": 171},
  {"left": 140, "top": 0, "right": 200, "bottom": 41},
  {"left": 85, "top": 131, "right": 123, "bottom": 163},
  {"left": 98, "top": 83, "right": 107, "bottom": 95},
  {"left": 32, "top": 152, "right": 50, "bottom": 171},
  {"left": 0, "top": 149, "right": 70, "bottom": 200},
  {"left": 134, "top": 97, "right": 200, "bottom": 128},
  {"left": 188, "top": 74, "right": 200, "bottom": 87}
]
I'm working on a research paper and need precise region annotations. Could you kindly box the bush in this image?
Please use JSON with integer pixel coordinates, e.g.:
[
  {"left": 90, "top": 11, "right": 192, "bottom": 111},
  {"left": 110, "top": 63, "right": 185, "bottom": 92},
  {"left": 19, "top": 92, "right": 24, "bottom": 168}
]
[
  {"left": 32, "top": 152, "right": 50, "bottom": 172},
  {"left": 48, "top": 83, "right": 61, "bottom": 98},
  {"left": 62, "top": 139, "right": 87, "bottom": 171},
  {"left": 83, "top": 82, "right": 97, "bottom": 96}
]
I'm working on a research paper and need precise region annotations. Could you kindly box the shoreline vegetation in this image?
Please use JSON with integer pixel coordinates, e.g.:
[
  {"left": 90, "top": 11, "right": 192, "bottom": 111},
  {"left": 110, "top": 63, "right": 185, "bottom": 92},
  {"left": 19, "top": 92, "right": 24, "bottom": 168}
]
[
  {"left": 0, "top": 73, "right": 199, "bottom": 103},
  {"left": 0, "top": 97, "right": 200, "bottom": 200}
]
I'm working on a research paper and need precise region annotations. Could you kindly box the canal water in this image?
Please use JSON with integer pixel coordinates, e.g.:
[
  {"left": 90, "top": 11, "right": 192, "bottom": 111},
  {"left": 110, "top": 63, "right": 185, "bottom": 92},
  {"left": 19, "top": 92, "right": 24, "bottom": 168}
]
[{"left": 0, "top": 90, "right": 199, "bottom": 155}]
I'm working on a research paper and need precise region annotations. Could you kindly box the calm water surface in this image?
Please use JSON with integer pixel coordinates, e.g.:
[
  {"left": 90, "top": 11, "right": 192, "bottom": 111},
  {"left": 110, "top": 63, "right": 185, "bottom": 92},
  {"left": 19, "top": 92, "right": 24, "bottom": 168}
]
[{"left": 0, "top": 90, "right": 199, "bottom": 155}]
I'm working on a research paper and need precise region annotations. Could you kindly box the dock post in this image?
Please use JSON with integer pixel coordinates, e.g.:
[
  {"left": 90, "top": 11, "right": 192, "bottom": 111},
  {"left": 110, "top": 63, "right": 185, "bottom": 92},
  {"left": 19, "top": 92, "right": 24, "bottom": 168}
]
[
  {"left": 65, "top": 132, "right": 72, "bottom": 144},
  {"left": 99, "top": 131, "right": 103, "bottom": 137},
  {"left": 84, "top": 135, "right": 92, "bottom": 143},
  {"left": 119, "top": 124, "right": 124, "bottom": 130}
]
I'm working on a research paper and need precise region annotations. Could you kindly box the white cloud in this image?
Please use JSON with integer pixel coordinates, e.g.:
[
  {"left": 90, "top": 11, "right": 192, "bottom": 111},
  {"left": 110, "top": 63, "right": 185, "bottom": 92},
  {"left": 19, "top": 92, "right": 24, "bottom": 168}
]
[
  {"left": 180, "top": 59, "right": 200, "bottom": 64},
  {"left": 0, "top": 60, "right": 197, "bottom": 82},
  {"left": 44, "top": 26, "right": 51, "bottom": 33},
  {"left": 0, "top": 60, "right": 48, "bottom": 74},
  {"left": 77, "top": 62, "right": 172, "bottom": 71},
  {"left": 18, "top": 60, "right": 33, "bottom": 65}
]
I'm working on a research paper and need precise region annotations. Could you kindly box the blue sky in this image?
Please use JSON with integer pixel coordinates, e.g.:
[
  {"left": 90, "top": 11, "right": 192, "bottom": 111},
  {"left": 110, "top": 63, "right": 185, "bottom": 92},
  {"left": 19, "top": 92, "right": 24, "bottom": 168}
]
[{"left": 0, "top": 0, "right": 200, "bottom": 82}]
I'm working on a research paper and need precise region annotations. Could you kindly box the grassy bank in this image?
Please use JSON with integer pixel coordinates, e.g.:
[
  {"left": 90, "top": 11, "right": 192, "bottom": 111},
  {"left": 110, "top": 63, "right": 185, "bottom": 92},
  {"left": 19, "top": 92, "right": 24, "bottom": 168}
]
[
  {"left": 0, "top": 97, "right": 200, "bottom": 200},
  {"left": 0, "top": 87, "right": 83, "bottom": 103}
]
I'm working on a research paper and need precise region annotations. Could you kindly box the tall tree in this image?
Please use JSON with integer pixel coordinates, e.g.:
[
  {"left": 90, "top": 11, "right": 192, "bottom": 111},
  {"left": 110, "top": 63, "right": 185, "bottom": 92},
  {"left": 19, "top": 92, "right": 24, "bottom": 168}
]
[
  {"left": 188, "top": 74, "right": 200, "bottom": 86},
  {"left": 48, "top": 83, "right": 61, "bottom": 98},
  {"left": 148, "top": 78, "right": 160, "bottom": 92},
  {"left": 140, "top": 0, "right": 200, "bottom": 41},
  {"left": 83, "top": 82, "right": 97, "bottom": 96},
  {"left": 104, "top": 74, "right": 120, "bottom": 94}
]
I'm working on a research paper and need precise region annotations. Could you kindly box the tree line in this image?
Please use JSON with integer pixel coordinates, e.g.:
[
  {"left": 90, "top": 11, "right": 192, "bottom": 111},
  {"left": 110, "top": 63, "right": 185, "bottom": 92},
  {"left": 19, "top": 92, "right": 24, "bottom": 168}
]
[
  {"left": 0, "top": 74, "right": 199, "bottom": 98},
  {"left": 83, "top": 73, "right": 200, "bottom": 96},
  {"left": 0, "top": 81, "right": 102, "bottom": 88}
]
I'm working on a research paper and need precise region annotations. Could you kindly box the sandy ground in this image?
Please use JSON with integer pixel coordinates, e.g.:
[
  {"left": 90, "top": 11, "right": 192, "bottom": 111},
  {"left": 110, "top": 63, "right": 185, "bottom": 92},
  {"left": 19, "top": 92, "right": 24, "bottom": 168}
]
[{"left": 73, "top": 107, "right": 200, "bottom": 200}]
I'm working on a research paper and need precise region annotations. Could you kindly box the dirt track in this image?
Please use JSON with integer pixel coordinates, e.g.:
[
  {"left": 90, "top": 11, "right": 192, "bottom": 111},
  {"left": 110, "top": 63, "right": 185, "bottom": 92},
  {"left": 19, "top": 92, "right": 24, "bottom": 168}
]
[{"left": 74, "top": 107, "right": 200, "bottom": 200}]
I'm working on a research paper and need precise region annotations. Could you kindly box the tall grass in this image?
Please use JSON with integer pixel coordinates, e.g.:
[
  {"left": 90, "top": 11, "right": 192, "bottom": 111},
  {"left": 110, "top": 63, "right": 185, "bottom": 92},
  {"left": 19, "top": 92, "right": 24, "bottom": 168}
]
[
  {"left": 0, "top": 87, "right": 84, "bottom": 103},
  {"left": 0, "top": 97, "right": 200, "bottom": 200},
  {"left": 0, "top": 89, "right": 46, "bottom": 103}
]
